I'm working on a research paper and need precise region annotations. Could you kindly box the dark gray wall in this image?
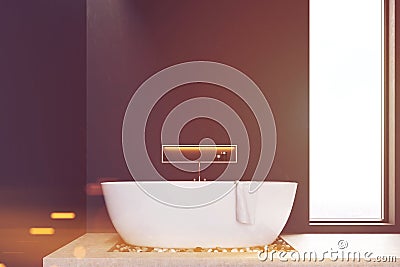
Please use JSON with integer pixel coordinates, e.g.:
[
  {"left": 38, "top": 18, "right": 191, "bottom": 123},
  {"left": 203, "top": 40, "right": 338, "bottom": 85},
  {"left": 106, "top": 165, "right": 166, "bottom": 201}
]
[{"left": 0, "top": 0, "right": 86, "bottom": 266}]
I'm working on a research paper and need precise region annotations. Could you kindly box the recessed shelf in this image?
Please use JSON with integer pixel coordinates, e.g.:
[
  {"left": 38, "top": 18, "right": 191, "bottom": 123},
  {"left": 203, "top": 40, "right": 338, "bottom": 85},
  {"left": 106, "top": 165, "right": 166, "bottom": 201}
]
[{"left": 162, "top": 145, "right": 237, "bottom": 163}]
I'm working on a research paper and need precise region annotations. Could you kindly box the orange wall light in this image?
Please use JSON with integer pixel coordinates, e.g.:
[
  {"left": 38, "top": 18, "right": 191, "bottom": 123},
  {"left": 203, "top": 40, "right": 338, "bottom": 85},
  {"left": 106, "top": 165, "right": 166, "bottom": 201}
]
[
  {"left": 29, "top": 227, "right": 55, "bottom": 235},
  {"left": 50, "top": 212, "right": 76, "bottom": 220}
]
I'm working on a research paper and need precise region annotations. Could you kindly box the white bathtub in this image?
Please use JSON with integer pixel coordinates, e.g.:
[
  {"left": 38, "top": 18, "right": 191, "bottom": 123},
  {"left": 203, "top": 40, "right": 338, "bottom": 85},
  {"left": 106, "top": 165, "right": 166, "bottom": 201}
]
[{"left": 102, "top": 181, "right": 297, "bottom": 248}]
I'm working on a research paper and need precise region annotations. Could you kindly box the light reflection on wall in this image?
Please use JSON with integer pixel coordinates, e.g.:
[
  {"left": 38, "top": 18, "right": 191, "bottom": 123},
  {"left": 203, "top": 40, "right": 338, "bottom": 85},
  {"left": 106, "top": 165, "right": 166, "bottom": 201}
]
[
  {"left": 50, "top": 212, "right": 76, "bottom": 220},
  {"left": 29, "top": 228, "right": 55, "bottom": 236}
]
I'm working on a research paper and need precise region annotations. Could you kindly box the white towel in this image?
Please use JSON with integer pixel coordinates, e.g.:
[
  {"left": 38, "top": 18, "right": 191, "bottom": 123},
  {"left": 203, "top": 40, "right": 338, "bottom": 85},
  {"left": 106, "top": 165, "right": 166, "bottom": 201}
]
[{"left": 235, "top": 181, "right": 257, "bottom": 224}]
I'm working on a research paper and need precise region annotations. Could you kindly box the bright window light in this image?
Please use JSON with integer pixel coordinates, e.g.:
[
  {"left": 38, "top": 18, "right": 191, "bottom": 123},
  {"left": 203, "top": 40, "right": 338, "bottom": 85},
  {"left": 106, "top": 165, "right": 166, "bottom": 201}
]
[{"left": 309, "top": 0, "right": 384, "bottom": 221}]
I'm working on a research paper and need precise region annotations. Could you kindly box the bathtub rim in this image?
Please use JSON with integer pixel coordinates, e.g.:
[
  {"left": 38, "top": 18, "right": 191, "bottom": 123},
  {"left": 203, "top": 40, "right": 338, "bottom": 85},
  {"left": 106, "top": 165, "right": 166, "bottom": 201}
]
[
  {"left": 101, "top": 180, "right": 298, "bottom": 186},
  {"left": 101, "top": 180, "right": 297, "bottom": 209}
]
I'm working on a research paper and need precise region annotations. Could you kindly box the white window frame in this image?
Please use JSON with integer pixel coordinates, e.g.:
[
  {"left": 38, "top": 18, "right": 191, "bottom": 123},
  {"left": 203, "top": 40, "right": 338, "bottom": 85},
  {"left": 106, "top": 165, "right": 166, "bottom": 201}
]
[{"left": 308, "top": 0, "right": 396, "bottom": 224}]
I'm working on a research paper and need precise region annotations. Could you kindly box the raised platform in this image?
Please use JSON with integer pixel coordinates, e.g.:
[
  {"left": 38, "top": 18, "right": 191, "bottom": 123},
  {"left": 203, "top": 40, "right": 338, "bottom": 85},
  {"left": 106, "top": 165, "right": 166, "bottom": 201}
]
[{"left": 43, "top": 233, "right": 400, "bottom": 266}]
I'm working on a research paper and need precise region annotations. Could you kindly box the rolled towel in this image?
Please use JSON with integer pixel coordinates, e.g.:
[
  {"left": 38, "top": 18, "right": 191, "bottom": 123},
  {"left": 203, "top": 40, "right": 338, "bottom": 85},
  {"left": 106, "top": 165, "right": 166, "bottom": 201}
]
[{"left": 235, "top": 181, "right": 257, "bottom": 224}]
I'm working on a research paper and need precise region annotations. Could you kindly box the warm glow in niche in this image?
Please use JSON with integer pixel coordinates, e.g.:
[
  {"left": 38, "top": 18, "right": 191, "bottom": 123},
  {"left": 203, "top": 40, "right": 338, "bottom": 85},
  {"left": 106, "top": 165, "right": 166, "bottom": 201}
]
[
  {"left": 163, "top": 146, "right": 235, "bottom": 150},
  {"left": 162, "top": 145, "right": 237, "bottom": 163}
]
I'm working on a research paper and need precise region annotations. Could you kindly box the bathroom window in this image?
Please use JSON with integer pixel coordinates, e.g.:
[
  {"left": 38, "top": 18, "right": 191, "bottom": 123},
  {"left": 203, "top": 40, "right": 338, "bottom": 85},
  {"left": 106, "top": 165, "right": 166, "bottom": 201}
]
[{"left": 309, "top": 0, "right": 395, "bottom": 222}]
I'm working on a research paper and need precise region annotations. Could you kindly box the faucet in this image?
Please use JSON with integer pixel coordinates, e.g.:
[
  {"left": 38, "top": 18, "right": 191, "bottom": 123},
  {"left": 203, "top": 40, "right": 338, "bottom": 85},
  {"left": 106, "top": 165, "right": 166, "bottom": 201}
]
[
  {"left": 192, "top": 161, "right": 206, "bottom": 181},
  {"left": 198, "top": 161, "right": 201, "bottom": 181}
]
